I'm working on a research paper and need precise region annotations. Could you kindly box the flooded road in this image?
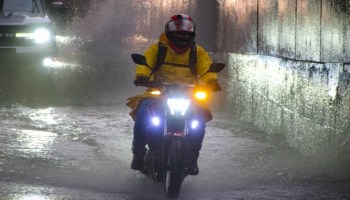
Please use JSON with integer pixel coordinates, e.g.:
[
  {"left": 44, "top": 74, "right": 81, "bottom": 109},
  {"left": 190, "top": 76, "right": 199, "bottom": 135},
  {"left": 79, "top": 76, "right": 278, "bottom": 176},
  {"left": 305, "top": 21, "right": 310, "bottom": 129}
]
[{"left": 0, "top": 104, "right": 349, "bottom": 199}]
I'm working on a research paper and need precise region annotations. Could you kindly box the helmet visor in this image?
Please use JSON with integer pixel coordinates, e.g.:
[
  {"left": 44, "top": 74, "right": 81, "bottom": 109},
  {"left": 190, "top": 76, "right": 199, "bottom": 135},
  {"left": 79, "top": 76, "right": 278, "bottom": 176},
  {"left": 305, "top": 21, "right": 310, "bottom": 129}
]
[{"left": 166, "top": 20, "right": 195, "bottom": 32}]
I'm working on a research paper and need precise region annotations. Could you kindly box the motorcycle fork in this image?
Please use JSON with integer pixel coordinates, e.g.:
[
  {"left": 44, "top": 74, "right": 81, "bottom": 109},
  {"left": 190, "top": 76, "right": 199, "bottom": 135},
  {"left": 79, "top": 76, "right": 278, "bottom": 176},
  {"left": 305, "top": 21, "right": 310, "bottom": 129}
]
[
  {"left": 145, "top": 104, "right": 165, "bottom": 181},
  {"left": 146, "top": 104, "right": 163, "bottom": 149}
]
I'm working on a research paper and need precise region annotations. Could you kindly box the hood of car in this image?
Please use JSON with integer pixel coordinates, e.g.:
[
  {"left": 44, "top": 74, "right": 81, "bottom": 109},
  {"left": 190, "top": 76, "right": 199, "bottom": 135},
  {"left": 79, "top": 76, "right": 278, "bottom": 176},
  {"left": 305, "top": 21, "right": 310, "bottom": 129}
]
[{"left": 0, "top": 13, "right": 51, "bottom": 25}]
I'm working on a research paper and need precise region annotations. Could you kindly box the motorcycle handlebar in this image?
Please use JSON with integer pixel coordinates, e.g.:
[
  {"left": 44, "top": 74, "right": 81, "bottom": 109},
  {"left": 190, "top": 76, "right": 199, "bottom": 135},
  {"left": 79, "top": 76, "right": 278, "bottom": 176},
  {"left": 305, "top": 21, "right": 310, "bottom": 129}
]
[
  {"left": 135, "top": 81, "right": 220, "bottom": 92},
  {"left": 134, "top": 81, "right": 163, "bottom": 88}
]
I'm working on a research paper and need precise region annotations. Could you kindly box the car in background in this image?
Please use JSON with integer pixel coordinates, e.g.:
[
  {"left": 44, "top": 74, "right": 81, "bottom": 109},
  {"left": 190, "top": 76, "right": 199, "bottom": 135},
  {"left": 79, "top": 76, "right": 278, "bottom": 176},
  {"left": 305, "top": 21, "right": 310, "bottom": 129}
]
[{"left": 0, "top": 0, "right": 63, "bottom": 67}]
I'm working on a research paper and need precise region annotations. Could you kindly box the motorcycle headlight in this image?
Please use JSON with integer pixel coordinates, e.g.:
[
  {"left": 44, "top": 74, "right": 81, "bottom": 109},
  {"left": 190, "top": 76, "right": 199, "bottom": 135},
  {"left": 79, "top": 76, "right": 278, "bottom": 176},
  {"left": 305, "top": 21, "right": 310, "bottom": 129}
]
[
  {"left": 191, "top": 120, "right": 199, "bottom": 129},
  {"left": 151, "top": 116, "right": 161, "bottom": 126},
  {"left": 167, "top": 98, "right": 190, "bottom": 116}
]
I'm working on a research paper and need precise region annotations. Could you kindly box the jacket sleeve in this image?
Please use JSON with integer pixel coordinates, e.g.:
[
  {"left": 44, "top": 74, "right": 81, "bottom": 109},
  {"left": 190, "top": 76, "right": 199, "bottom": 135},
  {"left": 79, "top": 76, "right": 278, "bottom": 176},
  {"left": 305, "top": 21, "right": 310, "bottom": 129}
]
[
  {"left": 135, "top": 43, "right": 158, "bottom": 78},
  {"left": 196, "top": 45, "right": 217, "bottom": 83}
]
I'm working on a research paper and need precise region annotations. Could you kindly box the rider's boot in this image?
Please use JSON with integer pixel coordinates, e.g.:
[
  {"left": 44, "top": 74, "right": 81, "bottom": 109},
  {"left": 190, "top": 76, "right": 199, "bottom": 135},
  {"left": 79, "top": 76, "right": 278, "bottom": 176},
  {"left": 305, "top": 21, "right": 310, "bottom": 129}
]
[
  {"left": 131, "top": 154, "right": 144, "bottom": 170},
  {"left": 131, "top": 145, "right": 145, "bottom": 171},
  {"left": 186, "top": 128, "right": 204, "bottom": 176},
  {"left": 186, "top": 151, "right": 200, "bottom": 175}
]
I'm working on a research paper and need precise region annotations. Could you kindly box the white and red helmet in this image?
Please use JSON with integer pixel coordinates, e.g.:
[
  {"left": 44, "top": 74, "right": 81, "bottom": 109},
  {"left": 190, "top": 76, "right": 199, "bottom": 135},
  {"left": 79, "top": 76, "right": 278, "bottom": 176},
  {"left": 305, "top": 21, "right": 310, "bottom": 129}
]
[
  {"left": 165, "top": 14, "right": 196, "bottom": 33},
  {"left": 165, "top": 14, "right": 196, "bottom": 48}
]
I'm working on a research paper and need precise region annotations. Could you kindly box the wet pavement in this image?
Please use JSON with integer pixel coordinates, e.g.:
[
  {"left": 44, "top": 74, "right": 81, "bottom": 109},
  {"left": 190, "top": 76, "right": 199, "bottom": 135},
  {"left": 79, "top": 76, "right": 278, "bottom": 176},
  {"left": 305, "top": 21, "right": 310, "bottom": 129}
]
[{"left": 0, "top": 104, "right": 349, "bottom": 199}]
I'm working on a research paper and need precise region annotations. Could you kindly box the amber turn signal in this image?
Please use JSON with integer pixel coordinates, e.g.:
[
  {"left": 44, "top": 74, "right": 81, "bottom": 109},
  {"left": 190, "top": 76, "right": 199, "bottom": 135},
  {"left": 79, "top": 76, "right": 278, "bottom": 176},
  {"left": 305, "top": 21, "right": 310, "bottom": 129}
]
[
  {"left": 151, "top": 90, "right": 161, "bottom": 95},
  {"left": 194, "top": 91, "right": 208, "bottom": 100}
]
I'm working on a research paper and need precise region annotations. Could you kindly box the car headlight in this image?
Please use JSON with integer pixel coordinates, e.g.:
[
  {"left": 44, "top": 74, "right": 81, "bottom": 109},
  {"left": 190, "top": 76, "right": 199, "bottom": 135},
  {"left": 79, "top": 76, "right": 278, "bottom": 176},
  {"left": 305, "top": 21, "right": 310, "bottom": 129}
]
[
  {"left": 16, "top": 28, "right": 51, "bottom": 43},
  {"left": 33, "top": 28, "right": 51, "bottom": 43}
]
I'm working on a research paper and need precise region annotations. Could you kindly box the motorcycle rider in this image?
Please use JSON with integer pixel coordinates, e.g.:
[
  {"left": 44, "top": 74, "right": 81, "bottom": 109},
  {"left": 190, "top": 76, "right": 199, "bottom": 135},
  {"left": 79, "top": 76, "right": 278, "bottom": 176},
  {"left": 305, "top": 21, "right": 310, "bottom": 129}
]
[{"left": 127, "top": 14, "right": 221, "bottom": 175}]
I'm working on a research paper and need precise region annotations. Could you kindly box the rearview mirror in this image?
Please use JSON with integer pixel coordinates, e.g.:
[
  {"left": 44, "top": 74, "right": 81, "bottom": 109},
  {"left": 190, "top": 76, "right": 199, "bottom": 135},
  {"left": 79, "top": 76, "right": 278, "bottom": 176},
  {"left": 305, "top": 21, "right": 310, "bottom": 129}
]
[
  {"left": 49, "top": 1, "right": 66, "bottom": 15},
  {"left": 198, "top": 63, "right": 226, "bottom": 79},
  {"left": 131, "top": 54, "right": 149, "bottom": 67},
  {"left": 207, "top": 63, "right": 225, "bottom": 73}
]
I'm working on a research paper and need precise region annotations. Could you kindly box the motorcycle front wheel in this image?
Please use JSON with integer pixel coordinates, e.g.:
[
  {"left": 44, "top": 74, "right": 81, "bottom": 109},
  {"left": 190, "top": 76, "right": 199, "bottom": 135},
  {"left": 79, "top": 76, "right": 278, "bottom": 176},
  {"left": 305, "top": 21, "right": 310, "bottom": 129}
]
[{"left": 165, "top": 138, "right": 185, "bottom": 198}]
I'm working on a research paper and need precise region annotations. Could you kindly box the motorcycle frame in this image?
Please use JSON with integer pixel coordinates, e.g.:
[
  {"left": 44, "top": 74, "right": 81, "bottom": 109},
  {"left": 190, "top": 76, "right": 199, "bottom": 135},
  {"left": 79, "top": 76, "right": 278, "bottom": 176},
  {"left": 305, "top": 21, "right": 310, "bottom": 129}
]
[{"left": 143, "top": 85, "right": 203, "bottom": 182}]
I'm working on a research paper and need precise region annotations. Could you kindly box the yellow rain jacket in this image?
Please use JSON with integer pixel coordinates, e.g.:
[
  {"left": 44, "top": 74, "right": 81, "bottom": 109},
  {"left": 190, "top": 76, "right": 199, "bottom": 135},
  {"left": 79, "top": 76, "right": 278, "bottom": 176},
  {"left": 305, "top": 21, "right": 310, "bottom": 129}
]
[{"left": 127, "top": 33, "right": 217, "bottom": 121}]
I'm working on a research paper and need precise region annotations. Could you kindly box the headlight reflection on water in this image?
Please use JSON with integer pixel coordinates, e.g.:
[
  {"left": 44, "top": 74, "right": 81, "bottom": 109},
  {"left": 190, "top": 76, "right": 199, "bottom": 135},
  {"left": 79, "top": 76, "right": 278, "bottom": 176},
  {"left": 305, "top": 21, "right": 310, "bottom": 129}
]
[
  {"left": 17, "top": 195, "right": 50, "bottom": 200},
  {"left": 28, "top": 108, "right": 58, "bottom": 125},
  {"left": 17, "top": 129, "right": 57, "bottom": 154},
  {"left": 15, "top": 108, "right": 59, "bottom": 155},
  {"left": 44, "top": 35, "right": 80, "bottom": 69},
  {"left": 55, "top": 35, "right": 77, "bottom": 45},
  {"left": 43, "top": 57, "right": 78, "bottom": 69}
]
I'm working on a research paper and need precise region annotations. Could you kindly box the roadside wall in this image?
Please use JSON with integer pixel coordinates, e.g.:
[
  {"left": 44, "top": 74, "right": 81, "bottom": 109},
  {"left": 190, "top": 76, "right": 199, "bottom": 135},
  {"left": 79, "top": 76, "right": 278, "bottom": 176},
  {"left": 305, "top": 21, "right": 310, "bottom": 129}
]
[
  {"left": 218, "top": 0, "right": 350, "bottom": 160},
  {"left": 218, "top": 0, "right": 350, "bottom": 62}
]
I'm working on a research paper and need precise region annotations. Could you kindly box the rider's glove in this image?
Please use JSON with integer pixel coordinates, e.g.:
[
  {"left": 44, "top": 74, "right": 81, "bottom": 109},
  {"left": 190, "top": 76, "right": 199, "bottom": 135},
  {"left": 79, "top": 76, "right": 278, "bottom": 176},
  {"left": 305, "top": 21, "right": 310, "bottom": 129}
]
[
  {"left": 133, "top": 76, "right": 149, "bottom": 86},
  {"left": 207, "top": 80, "right": 222, "bottom": 92}
]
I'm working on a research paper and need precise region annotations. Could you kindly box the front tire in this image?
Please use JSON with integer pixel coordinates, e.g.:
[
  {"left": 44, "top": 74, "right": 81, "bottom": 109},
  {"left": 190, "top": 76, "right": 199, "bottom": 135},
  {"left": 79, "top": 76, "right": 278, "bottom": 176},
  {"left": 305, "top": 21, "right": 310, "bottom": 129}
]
[
  {"left": 165, "top": 138, "right": 185, "bottom": 198},
  {"left": 166, "top": 169, "right": 184, "bottom": 198}
]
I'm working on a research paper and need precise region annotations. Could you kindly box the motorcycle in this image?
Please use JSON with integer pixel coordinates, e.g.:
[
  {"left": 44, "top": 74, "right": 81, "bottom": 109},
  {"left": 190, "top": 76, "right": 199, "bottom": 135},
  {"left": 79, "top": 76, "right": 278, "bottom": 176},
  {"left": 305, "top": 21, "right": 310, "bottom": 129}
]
[{"left": 131, "top": 53, "right": 225, "bottom": 198}]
